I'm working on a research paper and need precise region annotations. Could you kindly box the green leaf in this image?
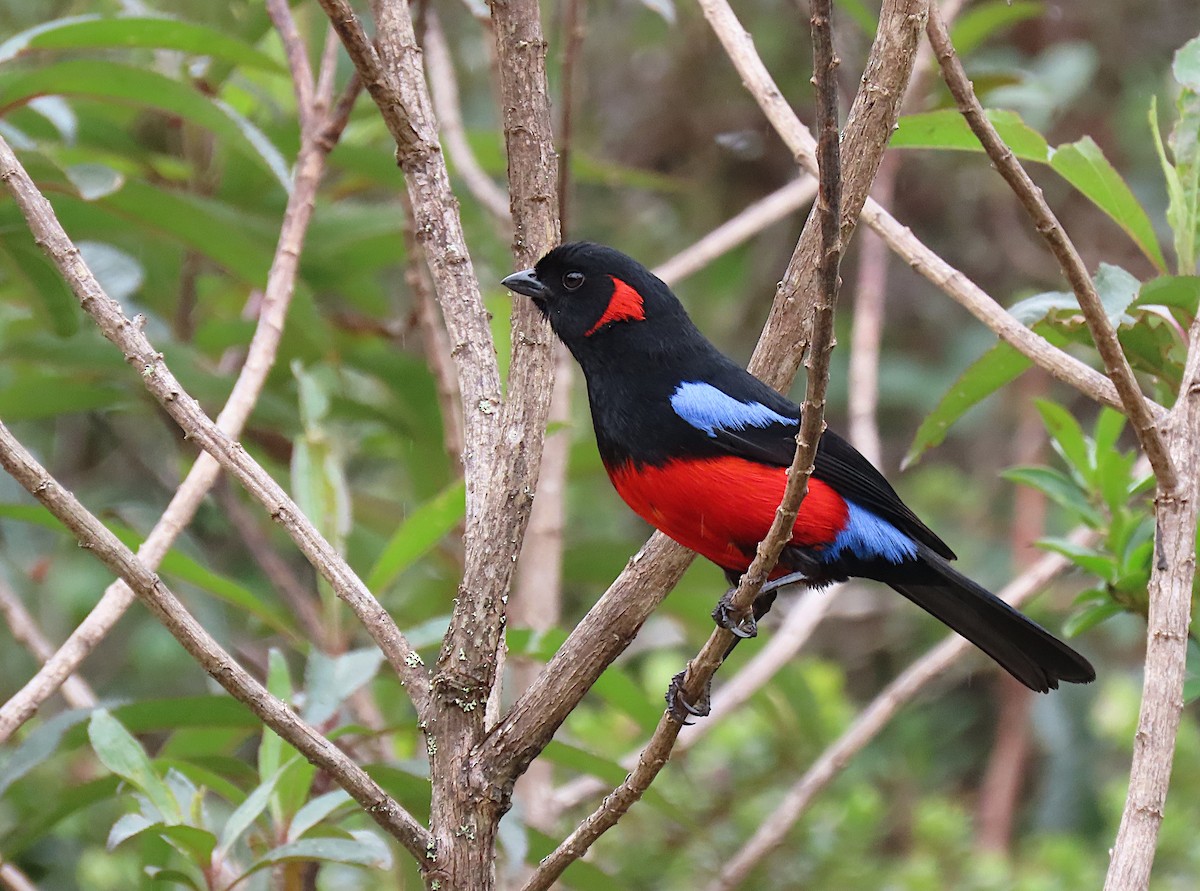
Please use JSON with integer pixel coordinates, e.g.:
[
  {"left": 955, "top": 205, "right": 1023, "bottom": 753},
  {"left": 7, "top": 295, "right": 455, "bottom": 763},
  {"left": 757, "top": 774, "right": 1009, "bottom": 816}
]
[
  {"left": 259, "top": 649, "right": 292, "bottom": 787},
  {"left": 1093, "top": 263, "right": 1142, "bottom": 323},
  {"left": 1038, "top": 538, "right": 1116, "bottom": 578},
  {"left": 302, "top": 648, "right": 386, "bottom": 726},
  {"left": 0, "top": 707, "right": 90, "bottom": 798},
  {"left": 904, "top": 341, "right": 1030, "bottom": 467},
  {"left": 1007, "top": 291, "right": 1077, "bottom": 323},
  {"left": 366, "top": 479, "right": 466, "bottom": 592},
  {"left": 286, "top": 790, "right": 353, "bottom": 843},
  {"left": 1049, "top": 136, "right": 1167, "bottom": 271},
  {"left": 88, "top": 709, "right": 182, "bottom": 823},
  {"left": 1064, "top": 600, "right": 1125, "bottom": 637},
  {"left": 79, "top": 241, "right": 143, "bottom": 302},
  {"left": 0, "top": 370, "right": 126, "bottom": 419},
  {"left": 235, "top": 832, "right": 393, "bottom": 885},
  {"left": 218, "top": 769, "right": 284, "bottom": 857},
  {"left": 0, "top": 240, "right": 78, "bottom": 336},
  {"left": 1134, "top": 274, "right": 1200, "bottom": 314},
  {"left": 65, "top": 162, "right": 124, "bottom": 200},
  {"left": 1035, "top": 400, "right": 1092, "bottom": 482},
  {"left": 0, "top": 60, "right": 289, "bottom": 188},
  {"left": 0, "top": 15, "right": 282, "bottom": 72},
  {"left": 1176, "top": 35, "right": 1200, "bottom": 91},
  {"left": 950, "top": 2, "right": 1043, "bottom": 56},
  {"left": 892, "top": 109, "right": 1050, "bottom": 161},
  {"left": 1002, "top": 466, "right": 1102, "bottom": 526}
]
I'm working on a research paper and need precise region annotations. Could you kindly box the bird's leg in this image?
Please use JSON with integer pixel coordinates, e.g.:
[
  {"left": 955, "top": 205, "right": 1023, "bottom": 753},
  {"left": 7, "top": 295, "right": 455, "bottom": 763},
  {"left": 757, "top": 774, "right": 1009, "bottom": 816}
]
[{"left": 670, "top": 574, "right": 811, "bottom": 723}]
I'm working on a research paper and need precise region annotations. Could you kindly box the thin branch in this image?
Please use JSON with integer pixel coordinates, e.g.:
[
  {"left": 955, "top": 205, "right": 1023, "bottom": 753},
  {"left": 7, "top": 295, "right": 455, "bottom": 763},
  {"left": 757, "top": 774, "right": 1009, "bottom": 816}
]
[
  {"left": 0, "top": 133, "right": 431, "bottom": 722},
  {"left": 0, "top": 421, "right": 434, "bottom": 867},
  {"left": 424, "top": 12, "right": 513, "bottom": 225},
  {"left": 0, "top": 41, "right": 353, "bottom": 742},
  {"left": 652, "top": 177, "right": 818, "bottom": 287},
  {"left": 518, "top": 6, "right": 843, "bottom": 886},
  {"left": 0, "top": 859, "right": 38, "bottom": 891},
  {"left": 706, "top": 527, "right": 1099, "bottom": 891},
  {"left": 925, "top": 2, "right": 1176, "bottom": 491},
  {"left": 695, "top": 0, "right": 1156, "bottom": 416},
  {"left": 0, "top": 578, "right": 96, "bottom": 709},
  {"left": 266, "top": 0, "right": 316, "bottom": 134},
  {"left": 1103, "top": 319, "right": 1200, "bottom": 889}
]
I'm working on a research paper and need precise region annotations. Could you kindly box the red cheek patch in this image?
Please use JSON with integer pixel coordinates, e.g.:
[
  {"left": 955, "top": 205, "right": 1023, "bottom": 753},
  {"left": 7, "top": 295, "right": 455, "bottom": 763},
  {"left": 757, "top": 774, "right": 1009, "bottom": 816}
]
[{"left": 584, "top": 276, "right": 646, "bottom": 336}]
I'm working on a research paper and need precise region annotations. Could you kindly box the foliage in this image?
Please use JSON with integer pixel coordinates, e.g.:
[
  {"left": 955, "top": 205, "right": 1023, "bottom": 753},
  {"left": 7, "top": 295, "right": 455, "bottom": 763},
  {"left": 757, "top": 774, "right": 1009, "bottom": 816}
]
[{"left": 0, "top": 1, "right": 1197, "bottom": 890}]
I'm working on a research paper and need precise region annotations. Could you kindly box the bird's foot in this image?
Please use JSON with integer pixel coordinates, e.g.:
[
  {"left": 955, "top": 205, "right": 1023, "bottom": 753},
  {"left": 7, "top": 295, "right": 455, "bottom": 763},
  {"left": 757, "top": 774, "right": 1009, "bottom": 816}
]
[
  {"left": 711, "top": 587, "right": 757, "bottom": 638},
  {"left": 666, "top": 669, "right": 711, "bottom": 725}
]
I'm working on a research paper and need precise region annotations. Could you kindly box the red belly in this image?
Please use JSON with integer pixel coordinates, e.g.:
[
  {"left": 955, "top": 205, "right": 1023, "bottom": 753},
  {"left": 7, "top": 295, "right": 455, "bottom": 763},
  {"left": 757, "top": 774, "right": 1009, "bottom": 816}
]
[{"left": 606, "top": 457, "right": 849, "bottom": 573}]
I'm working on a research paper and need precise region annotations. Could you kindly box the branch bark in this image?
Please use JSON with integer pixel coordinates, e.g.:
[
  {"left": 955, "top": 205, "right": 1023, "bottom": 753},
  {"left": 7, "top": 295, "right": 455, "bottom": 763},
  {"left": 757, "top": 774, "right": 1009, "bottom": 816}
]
[
  {"left": 0, "top": 579, "right": 96, "bottom": 709},
  {"left": 0, "top": 421, "right": 434, "bottom": 867}
]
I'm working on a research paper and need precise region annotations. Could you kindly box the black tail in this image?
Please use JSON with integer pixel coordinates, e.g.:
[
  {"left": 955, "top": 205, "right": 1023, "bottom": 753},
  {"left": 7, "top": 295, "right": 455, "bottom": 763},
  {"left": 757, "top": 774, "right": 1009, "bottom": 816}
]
[{"left": 886, "top": 547, "right": 1095, "bottom": 692}]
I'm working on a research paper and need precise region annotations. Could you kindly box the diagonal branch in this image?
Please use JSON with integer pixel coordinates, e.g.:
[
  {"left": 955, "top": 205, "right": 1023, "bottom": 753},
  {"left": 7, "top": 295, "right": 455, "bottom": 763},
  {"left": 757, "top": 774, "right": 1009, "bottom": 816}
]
[
  {"left": 0, "top": 30, "right": 357, "bottom": 743},
  {"left": 0, "top": 421, "right": 433, "bottom": 867},
  {"left": 925, "top": 3, "right": 1175, "bottom": 491},
  {"left": 0, "top": 578, "right": 96, "bottom": 709},
  {"left": 0, "top": 133, "right": 432, "bottom": 717}
]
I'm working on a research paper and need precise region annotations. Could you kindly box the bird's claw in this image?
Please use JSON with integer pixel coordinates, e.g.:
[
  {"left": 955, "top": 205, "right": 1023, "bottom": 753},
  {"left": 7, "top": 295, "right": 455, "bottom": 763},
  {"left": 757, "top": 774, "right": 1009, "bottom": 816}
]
[
  {"left": 666, "top": 669, "right": 711, "bottom": 725},
  {"left": 760, "top": 570, "right": 809, "bottom": 595},
  {"left": 711, "top": 588, "right": 758, "bottom": 639}
]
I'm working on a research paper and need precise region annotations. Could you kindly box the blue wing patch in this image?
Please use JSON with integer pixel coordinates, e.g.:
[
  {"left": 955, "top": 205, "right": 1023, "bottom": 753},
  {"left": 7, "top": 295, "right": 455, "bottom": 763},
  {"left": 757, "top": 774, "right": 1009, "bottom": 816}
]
[
  {"left": 827, "top": 500, "right": 918, "bottom": 564},
  {"left": 670, "top": 381, "right": 794, "bottom": 437}
]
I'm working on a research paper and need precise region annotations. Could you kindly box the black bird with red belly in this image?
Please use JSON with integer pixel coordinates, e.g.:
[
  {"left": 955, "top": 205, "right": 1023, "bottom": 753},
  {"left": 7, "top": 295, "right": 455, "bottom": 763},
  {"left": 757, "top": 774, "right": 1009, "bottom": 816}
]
[{"left": 502, "top": 242, "right": 1095, "bottom": 713}]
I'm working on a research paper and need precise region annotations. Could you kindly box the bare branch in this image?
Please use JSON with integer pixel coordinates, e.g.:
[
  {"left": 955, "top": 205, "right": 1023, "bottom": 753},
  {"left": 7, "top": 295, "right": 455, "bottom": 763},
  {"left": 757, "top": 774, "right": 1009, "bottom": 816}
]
[
  {"left": 696, "top": 0, "right": 1153, "bottom": 415},
  {"left": 0, "top": 578, "right": 96, "bottom": 709},
  {"left": 0, "top": 47, "right": 354, "bottom": 742},
  {"left": 266, "top": 0, "right": 316, "bottom": 133},
  {"left": 926, "top": 3, "right": 1175, "bottom": 490},
  {"left": 0, "top": 421, "right": 434, "bottom": 867},
  {"left": 652, "top": 177, "right": 818, "bottom": 287},
  {"left": 0, "top": 133, "right": 431, "bottom": 721},
  {"left": 424, "top": 12, "right": 513, "bottom": 225},
  {"left": 707, "top": 527, "right": 1099, "bottom": 891},
  {"left": 0, "top": 858, "right": 38, "bottom": 891}
]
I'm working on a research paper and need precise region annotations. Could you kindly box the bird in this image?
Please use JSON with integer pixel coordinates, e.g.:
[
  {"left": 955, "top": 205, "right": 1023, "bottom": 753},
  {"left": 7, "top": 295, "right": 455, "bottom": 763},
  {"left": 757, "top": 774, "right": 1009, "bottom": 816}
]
[{"left": 502, "top": 242, "right": 1095, "bottom": 718}]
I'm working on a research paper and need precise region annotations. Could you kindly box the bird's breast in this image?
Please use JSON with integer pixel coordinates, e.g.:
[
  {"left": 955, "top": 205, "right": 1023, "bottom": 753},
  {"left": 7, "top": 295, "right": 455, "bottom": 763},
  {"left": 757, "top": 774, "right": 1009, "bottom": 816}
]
[{"left": 605, "top": 456, "right": 850, "bottom": 573}]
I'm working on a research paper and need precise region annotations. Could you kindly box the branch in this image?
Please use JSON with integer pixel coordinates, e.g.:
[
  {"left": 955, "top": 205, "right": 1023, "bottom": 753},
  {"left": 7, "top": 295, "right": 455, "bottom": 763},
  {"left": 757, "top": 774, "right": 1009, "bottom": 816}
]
[
  {"left": 652, "top": 177, "right": 818, "bottom": 287},
  {"left": 517, "top": 5, "right": 844, "bottom": 885},
  {"left": 0, "top": 34, "right": 355, "bottom": 742},
  {"left": 424, "top": 12, "right": 513, "bottom": 225},
  {"left": 1103, "top": 320, "right": 1200, "bottom": 888},
  {"left": 706, "top": 527, "right": 1099, "bottom": 891},
  {"left": 0, "top": 858, "right": 37, "bottom": 891},
  {"left": 696, "top": 0, "right": 1155, "bottom": 416},
  {"left": 925, "top": 3, "right": 1176, "bottom": 491},
  {"left": 0, "top": 134, "right": 432, "bottom": 719},
  {"left": 0, "top": 578, "right": 96, "bottom": 709},
  {"left": 0, "top": 422, "right": 434, "bottom": 867}
]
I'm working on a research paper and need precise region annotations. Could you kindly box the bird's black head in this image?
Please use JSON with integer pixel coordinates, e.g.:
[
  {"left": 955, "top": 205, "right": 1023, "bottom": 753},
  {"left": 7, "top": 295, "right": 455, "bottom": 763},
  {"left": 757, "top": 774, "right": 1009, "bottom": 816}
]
[{"left": 501, "top": 242, "right": 694, "bottom": 364}]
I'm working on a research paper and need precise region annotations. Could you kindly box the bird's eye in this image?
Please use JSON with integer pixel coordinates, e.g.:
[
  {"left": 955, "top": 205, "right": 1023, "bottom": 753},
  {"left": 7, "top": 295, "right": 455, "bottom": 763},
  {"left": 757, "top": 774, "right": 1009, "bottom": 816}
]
[{"left": 563, "top": 271, "right": 585, "bottom": 291}]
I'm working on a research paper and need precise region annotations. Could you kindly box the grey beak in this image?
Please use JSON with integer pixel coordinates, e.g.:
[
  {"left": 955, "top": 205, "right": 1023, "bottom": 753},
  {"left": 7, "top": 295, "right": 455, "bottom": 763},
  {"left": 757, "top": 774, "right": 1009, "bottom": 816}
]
[{"left": 501, "top": 268, "right": 548, "bottom": 300}]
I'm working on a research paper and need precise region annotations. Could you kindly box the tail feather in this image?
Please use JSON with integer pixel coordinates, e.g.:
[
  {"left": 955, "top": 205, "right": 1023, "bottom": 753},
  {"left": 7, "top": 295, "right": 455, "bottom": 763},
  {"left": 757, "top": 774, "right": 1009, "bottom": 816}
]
[{"left": 887, "top": 549, "right": 1095, "bottom": 692}]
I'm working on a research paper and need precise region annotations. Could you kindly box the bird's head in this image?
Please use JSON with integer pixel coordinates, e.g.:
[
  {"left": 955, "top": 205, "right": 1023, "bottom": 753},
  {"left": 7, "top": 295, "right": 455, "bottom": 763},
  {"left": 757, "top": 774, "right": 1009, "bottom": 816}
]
[{"left": 501, "top": 242, "right": 691, "bottom": 361}]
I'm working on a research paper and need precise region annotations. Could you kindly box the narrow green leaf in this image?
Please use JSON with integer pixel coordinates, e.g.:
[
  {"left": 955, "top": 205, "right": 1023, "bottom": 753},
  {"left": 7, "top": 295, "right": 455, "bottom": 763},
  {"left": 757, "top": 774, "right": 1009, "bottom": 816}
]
[
  {"left": 1050, "top": 136, "right": 1167, "bottom": 271},
  {"left": 892, "top": 109, "right": 1051, "bottom": 161},
  {"left": 0, "top": 15, "right": 284, "bottom": 72},
  {"left": 88, "top": 709, "right": 181, "bottom": 823},
  {"left": 0, "top": 707, "right": 90, "bottom": 798},
  {"left": 366, "top": 479, "right": 466, "bottom": 592},
  {"left": 904, "top": 341, "right": 1030, "bottom": 467},
  {"left": 286, "top": 790, "right": 353, "bottom": 843},
  {"left": 0, "top": 240, "right": 78, "bottom": 335},
  {"left": 1002, "top": 466, "right": 1102, "bottom": 526},
  {"left": 106, "top": 812, "right": 155, "bottom": 852},
  {"left": 1037, "top": 538, "right": 1116, "bottom": 578},
  {"left": 1175, "top": 36, "right": 1200, "bottom": 90},
  {"left": 235, "top": 832, "right": 392, "bottom": 886},
  {"left": 1093, "top": 263, "right": 1142, "bottom": 322},
  {"left": 259, "top": 649, "right": 292, "bottom": 786},
  {"left": 65, "top": 162, "right": 124, "bottom": 200},
  {"left": 0, "top": 60, "right": 288, "bottom": 188},
  {"left": 1134, "top": 274, "right": 1200, "bottom": 314},
  {"left": 1064, "top": 601, "right": 1125, "bottom": 637},
  {"left": 302, "top": 648, "right": 386, "bottom": 726},
  {"left": 218, "top": 769, "right": 284, "bottom": 857},
  {"left": 1035, "top": 400, "right": 1092, "bottom": 481}
]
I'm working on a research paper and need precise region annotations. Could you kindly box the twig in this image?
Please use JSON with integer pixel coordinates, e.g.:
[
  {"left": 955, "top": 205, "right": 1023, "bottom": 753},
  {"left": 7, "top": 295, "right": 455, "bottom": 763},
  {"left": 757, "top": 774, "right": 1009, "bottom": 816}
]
[
  {"left": 925, "top": 2, "right": 1175, "bottom": 491},
  {"left": 706, "top": 527, "right": 1099, "bottom": 891},
  {"left": 0, "top": 858, "right": 38, "bottom": 891},
  {"left": 424, "top": 12, "right": 513, "bottom": 225},
  {"left": 556, "top": 0, "right": 585, "bottom": 235},
  {"left": 266, "top": 0, "right": 315, "bottom": 134},
  {"left": 0, "top": 33, "right": 354, "bottom": 743},
  {"left": 0, "top": 422, "right": 434, "bottom": 867},
  {"left": 1103, "top": 318, "right": 1200, "bottom": 889},
  {"left": 0, "top": 133, "right": 431, "bottom": 718},
  {"left": 652, "top": 177, "right": 818, "bottom": 287},
  {"left": 0, "top": 578, "right": 96, "bottom": 709},
  {"left": 517, "top": 6, "right": 843, "bottom": 887},
  {"left": 695, "top": 0, "right": 1155, "bottom": 416}
]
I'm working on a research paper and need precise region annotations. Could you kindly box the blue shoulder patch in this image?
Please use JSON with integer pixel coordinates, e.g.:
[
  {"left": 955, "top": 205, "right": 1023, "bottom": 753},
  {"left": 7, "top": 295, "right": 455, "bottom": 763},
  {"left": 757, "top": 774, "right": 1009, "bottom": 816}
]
[
  {"left": 826, "top": 500, "right": 918, "bottom": 565},
  {"left": 670, "top": 381, "right": 794, "bottom": 437}
]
